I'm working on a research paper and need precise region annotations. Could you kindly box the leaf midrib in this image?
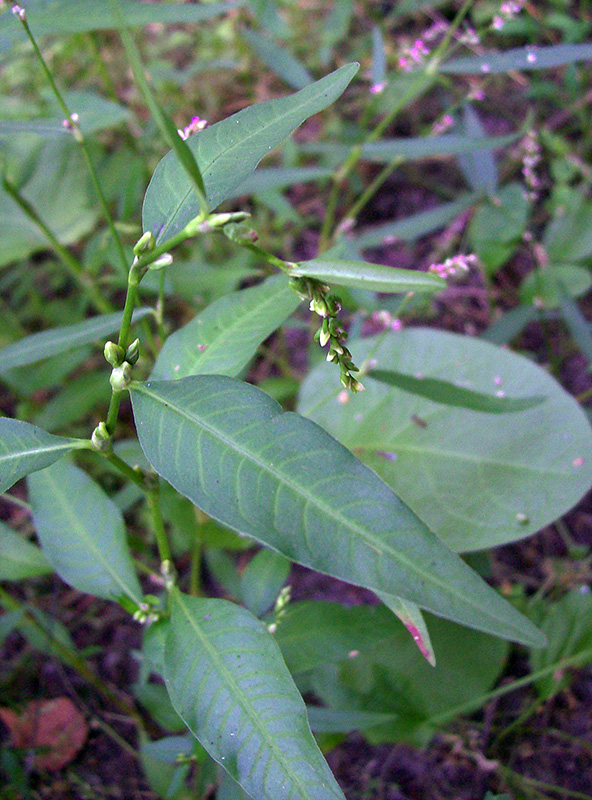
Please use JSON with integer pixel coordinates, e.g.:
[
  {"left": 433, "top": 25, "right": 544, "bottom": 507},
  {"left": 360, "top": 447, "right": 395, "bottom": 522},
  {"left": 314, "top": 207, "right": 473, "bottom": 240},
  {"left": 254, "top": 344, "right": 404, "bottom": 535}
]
[
  {"left": 164, "top": 280, "right": 297, "bottom": 378},
  {"left": 134, "top": 381, "right": 530, "bottom": 639},
  {"left": 173, "top": 592, "right": 338, "bottom": 800},
  {"left": 159, "top": 69, "right": 352, "bottom": 240},
  {"left": 0, "top": 439, "right": 75, "bottom": 466},
  {"left": 39, "top": 468, "right": 139, "bottom": 602}
]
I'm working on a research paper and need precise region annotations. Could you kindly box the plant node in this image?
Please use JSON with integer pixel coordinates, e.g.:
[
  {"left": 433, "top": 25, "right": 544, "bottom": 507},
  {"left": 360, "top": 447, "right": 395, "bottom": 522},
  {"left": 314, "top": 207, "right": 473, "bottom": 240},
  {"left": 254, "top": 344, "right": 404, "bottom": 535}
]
[
  {"left": 109, "top": 361, "right": 132, "bottom": 392},
  {"left": 91, "top": 422, "right": 112, "bottom": 452}
]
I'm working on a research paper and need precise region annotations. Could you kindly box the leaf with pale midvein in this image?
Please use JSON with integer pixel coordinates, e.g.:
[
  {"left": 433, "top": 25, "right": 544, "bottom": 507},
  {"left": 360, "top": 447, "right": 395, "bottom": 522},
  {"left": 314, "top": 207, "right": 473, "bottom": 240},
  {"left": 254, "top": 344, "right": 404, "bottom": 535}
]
[
  {"left": 0, "top": 308, "right": 151, "bottom": 372},
  {"left": 151, "top": 274, "right": 300, "bottom": 380},
  {"left": 0, "top": 521, "right": 51, "bottom": 581},
  {"left": 0, "top": 418, "right": 84, "bottom": 494},
  {"left": 377, "top": 592, "right": 436, "bottom": 667},
  {"left": 165, "top": 590, "right": 345, "bottom": 800},
  {"left": 290, "top": 259, "right": 445, "bottom": 293},
  {"left": 368, "top": 369, "right": 545, "bottom": 413},
  {"left": 130, "top": 375, "right": 544, "bottom": 646},
  {"left": 142, "top": 63, "right": 359, "bottom": 244},
  {"left": 299, "top": 329, "right": 592, "bottom": 552},
  {"left": 29, "top": 460, "right": 142, "bottom": 604}
]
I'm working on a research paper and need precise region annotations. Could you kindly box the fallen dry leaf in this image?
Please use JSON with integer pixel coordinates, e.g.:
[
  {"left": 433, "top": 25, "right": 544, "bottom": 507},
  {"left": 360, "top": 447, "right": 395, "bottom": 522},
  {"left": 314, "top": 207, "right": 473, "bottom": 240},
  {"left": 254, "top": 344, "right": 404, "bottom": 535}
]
[{"left": 0, "top": 697, "right": 88, "bottom": 771}]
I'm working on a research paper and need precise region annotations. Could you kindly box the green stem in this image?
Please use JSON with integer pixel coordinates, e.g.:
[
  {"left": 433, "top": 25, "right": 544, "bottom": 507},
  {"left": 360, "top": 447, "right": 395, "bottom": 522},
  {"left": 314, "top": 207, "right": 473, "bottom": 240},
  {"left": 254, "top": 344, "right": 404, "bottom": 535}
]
[
  {"left": 105, "top": 262, "right": 142, "bottom": 433},
  {"left": 189, "top": 537, "right": 202, "bottom": 597},
  {"left": 344, "top": 156, "right": 404, "bottom": 225},
  {"left": 318, "top": 0, "right": 476, "bottom": 252},
  {"left": 113, "top": 1, "right": 209, "bottom": 218},
  {"left": 0, "top": 493, "right": 32, "bottom": 512},
  {"left": 318, "top": 72, "right": 435, "bottom": 252},
  {"left": 103, "top": 451, "right": 145, "bottom": 487},
  {"left": 147, "top": 484, "right": 171, "bottom": 565},
  {"left": 0, "top": 586, "right": 142, "bottom": 723},
  {"left": 87, "top": 32, "right": 121, "bottom": 103},
  {"left": 428, "top": 645, "right": 592, "bottom": 728},
  {"left": 155, "top": 269, "right": 166, "bottom": 341},
  {"left": 16, "top": 8, "right": 129, "bottom": 277},
  {"left": 1, "top": 177, "right": 112, "bottom": 314}
]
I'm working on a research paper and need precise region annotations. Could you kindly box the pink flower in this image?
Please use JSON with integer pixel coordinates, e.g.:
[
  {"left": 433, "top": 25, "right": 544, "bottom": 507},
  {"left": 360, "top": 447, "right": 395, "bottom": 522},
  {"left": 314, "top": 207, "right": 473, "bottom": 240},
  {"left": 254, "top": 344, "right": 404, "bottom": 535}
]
[
  {"left": 428, "top": 253, "right": 477, "bottom": 279},
  {"left": 177, "top": 115, "right": 207, "bottom": 141}
]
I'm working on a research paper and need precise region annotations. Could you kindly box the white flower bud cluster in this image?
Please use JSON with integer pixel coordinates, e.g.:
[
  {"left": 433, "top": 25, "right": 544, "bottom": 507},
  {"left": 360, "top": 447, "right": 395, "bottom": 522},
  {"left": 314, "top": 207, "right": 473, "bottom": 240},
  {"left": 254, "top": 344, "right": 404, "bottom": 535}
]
[{"left": 520, "top": 130, "right": 541, "bottom": 201}]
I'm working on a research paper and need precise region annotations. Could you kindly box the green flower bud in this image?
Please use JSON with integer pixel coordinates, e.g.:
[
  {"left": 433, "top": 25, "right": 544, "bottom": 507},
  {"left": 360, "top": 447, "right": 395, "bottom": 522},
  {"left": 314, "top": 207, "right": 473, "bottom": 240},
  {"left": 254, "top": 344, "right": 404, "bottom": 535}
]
[
  {"left": 326, "top": 294, "right": 342, "bottom": 315},
  {"left": 104, "top": 341, "right": 124, "bottom": 367},
  {"left": 319, "top": 318, "right": 331, "bottom": 347},
  {"left": 110, "top": 361, "right": 132, "bottom": 392},
  {"left": 288, "top": 277, "right": 310, "bottom": 300},
  {"left": 133, "top": 231, "right": 155, "bottom": 256},
  {"left": 328, "top": 317, "right": 342, "bottom": 336},
  {"left": 161, "top": 559, "right": 177, "bottom": 591},
  {"left": 148, "top": 253, "right": 173, "bottom": 270},
  {"left": 91, "top": 421, "right": 112, "bottom": 452},
  {"left": 125, "top": 338, "right": 140, "bottom": 365},
  {"left": 310, "top": 296, "right": 329, "bottom": 317},
  {"left": 223, "top": 221, "right": 259, "bottom": 244}
]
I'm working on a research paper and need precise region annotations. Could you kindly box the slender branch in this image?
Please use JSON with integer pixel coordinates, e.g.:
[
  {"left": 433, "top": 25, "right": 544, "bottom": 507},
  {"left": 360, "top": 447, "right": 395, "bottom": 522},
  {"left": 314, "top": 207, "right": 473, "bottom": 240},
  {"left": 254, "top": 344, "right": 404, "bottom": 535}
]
[
  {"left": 428, "top": 645, "right": 592, "bottom": 727},
  {"left": 103, "top": 451, "right": 145, "bottom": 487},
  {"left": 1, "top": 177, "right": 112, "bottom": 314},
  {"left": 104, "top": 261, "right": 142, "bottom": 434},
  {"left": 318, "top": 0, "right": 476, "bottom": 252},
  {"left": 147, "top": 484, "right": 171, "bottom": 565},
  {"left": 343, "top": 156, "right": 404, "bottom": 226},
  {"left": 14, "top": 6, "right": 129, "bottom": 276},
  {"left": 0, "top": 585, "right": 143, "bottom": 723}
]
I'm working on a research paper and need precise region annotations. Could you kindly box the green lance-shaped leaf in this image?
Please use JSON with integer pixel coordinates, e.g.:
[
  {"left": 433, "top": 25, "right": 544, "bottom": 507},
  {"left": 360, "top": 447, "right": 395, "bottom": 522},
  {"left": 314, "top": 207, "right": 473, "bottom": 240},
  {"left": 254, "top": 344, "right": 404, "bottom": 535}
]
[
  {"left": 151, "top": 274, "right": 300, "bottom": 381},
  {"left": 377, "top": 592, "right": 436, "bottom": 667},
  {"left": 228, "top": 167, "right": 333, "bottom": 200},
  {"left": 353, "top": 193, "right": 478, "bottom": 250},
  {"left": 299, "top": 328, "right": 592, "bottom": 552},
  {"left": 0, "top": 418, "right": 84, "bottom": 494},
  {"left": 142, "top": 63, "right": 359, "bottom": 244},
  {"left": 301, "top": 131, "right": 517, "bottom": 163},
  {"left": 241, "top": 28, "right": 313, "bottom": 90},
  {"left": 0, "top": 308, "right": 151, "bottom": 372},
  {"left": 114, "top": 7, "right": 207, "bottom": 213},
  {"left": 368, "top": 369, "right": 546, "bottom": 413},
  {"left": 28, "top": 460, "right": 143, "bottom": 604},
  {"left": 442, "top": 43, "right": 592, "bottom": 75},
  {"left": 165, "top": 589, "right": 346, "bottom": 800},
  {"left": 457, "top": 104, "right": 499, "bottom": 195},
  {"left": 290, "top": 259, "right": 445, "bottom": 293},
  {"left": 0, "top": 521, "right": 52, "bottom": 581},
  {"left": 1, "top": 0, "right": 238, "bottom": 44},
  {"left": 130, "top": 375, "right": 544, "bottom": 646}
]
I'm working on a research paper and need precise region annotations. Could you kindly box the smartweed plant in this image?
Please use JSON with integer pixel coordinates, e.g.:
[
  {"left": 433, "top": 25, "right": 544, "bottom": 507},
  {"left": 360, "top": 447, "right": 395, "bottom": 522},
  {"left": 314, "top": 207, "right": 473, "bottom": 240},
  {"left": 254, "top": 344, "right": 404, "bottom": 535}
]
[{"left": 1, "top": 1, "right": 592, "bottom": 798}]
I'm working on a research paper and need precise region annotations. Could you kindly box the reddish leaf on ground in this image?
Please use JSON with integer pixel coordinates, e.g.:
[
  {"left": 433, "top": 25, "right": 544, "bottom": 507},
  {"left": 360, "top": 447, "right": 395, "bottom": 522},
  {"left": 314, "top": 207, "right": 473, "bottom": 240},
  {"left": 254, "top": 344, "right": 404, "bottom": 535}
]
[{"left": 0, "top": 697, "right": 88, "bottom": 771}]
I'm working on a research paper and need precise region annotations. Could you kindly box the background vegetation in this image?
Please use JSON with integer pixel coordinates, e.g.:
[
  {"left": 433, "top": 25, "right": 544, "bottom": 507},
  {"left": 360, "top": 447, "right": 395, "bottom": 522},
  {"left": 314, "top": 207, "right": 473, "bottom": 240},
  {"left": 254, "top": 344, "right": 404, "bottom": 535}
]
[{"left": 1, "top": 1, "right": 592, "bottom": 798}]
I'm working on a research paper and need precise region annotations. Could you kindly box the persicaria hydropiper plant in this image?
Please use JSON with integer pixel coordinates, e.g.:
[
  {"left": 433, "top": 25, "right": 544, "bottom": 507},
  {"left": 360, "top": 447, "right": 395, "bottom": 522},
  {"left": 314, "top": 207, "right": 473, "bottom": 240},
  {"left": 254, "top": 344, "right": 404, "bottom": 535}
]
[{"left": 1, "top": 2, "right": 592, "bottom": 798}]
